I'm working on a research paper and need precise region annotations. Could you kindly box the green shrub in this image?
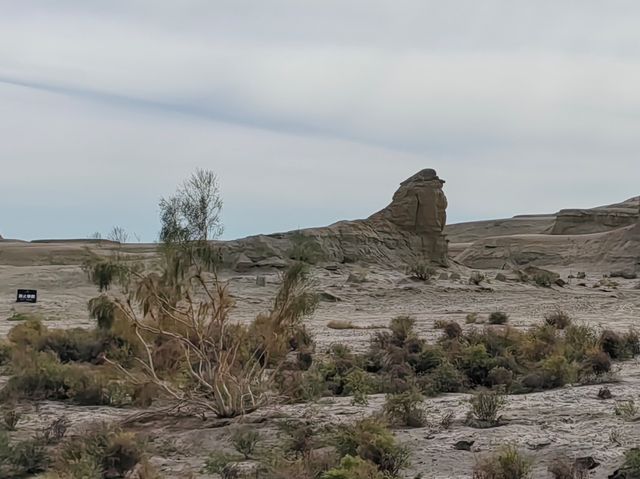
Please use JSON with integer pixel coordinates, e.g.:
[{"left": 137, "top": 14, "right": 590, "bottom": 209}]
[
  {"left": 2, "top": 409, "right": 21, "bottom": 431},
  {"left": 488, "top": 312, "right": 509, "bottom": 325},
  {"left": 544, "top": 310, "right": 571, "bottom": 329},
  {"left": 441, "top": 321, "right": 463, "bottom": 339},
  {"left": 9, "top": 438, "right": 49, "bottom": 475},
  {"left": 323, "top": 455, "right": 383, "bottom": 479},
  {"left": 615, "top": 400, "right": 639, "bottom": 421},
  {"left": 56, "top": 423, "right": 146, "bottom": 478},
  {"left": 458, "top": 344, "right": 496, "bottom": 386},
  {"left": 203, "top": 451, "right": 238, "bottom": 474},
  {"left": 88, "top": 295, "right": 116, "bottom": 330},
  {"left": 345, "top": 369, "right": 372, "bottom": 406},
  {"left": 383, "top": 389, "right": 426, "bottom": 427},
  {"left": 407, "top": 261, "right": 435, "bottom": 281},
  {"left": 230, "top": 427, "right": 260, "bottom": 459},
  {"left": 288, "top": 232, "right": 323, "bottom": 264},
  {"left": 473, "top": 445, "right": 532, "bottom": 478},
  {"left": 540, "top": 354, "right": 575, "bottom": 389},
  {"left": 334, "top": 417, "right": 409, "bottom": 475},
  {"left": 467, "top": 391, "right": 506, "bottom": 427},
  {"left": 389, "top": 316, "right": 416, "bottom": 343},
  {"left": 619, "top": 448, "right": 640, "bottom": 477},
  {"left": 533, "top": 272, "right": 554, "bottom": 287}
]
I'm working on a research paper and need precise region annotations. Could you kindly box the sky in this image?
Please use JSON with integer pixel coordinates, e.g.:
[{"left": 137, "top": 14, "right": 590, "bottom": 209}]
[{"left": 1, "top": 1, "right": 640, "bottom": 241}]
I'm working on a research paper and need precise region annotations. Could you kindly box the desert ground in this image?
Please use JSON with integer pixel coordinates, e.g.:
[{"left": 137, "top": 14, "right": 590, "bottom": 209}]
[{"left": 1, "top": 236, "right": 640, "bottom": 478}]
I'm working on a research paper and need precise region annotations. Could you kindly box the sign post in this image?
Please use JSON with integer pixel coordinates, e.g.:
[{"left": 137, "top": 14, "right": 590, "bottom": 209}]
[{"left": 16, "top": 289, "right": 37, "bottom": 303}]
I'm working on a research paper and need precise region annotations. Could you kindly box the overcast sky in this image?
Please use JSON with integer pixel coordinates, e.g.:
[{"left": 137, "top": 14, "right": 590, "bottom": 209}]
[{"left": 1, "top": 1, "right": 639, "bottom": 241}]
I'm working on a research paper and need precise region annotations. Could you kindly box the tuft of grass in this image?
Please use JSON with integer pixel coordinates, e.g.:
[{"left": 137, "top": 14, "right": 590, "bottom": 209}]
[
  {"left": 467, "top": 391, "right": 506, "bottom": 428},
  {"left": 488, "top": 312, "right": 509, "bottom": 325},
  {"left": 473, "top": 445, "right": 532, "bottom": 479}
]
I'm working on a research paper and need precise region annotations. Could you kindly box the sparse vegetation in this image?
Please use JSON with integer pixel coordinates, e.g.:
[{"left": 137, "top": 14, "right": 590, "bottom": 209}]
[
  {"left": 488, "top": 312, "right": 509, "bottom": 325},
  {"left": 473, "top": 445, "right": 532, "bottom": 479},
  {"left": 407, "top": 261, "right": 435, "bottom": 281},
  {"left": 384, "top": 389, "right": 427, "bottom": 427},
  {"left": 230, "top": 427, "right": 261, "bottom": 459},
  {"left": 467, "top": 391, "right": 506, "bottom": 428},
  {"left": 544, "top": 309, "right": 572, "bottom": 329}
]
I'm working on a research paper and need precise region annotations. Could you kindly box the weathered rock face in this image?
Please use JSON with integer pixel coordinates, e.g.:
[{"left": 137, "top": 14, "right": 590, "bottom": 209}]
[
  {"left": 219, "top": 169, "right": 450, "bottom": 269},
  {"left": 550, "top": 196, "right": 639, "bottom": 235},
  {"left": 370, "top": 168, "right": 447, "bottom": 234}
]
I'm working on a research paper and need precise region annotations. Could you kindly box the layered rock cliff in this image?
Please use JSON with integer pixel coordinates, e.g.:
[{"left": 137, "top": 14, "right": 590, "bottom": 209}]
[{"left": 219, "top": 169, "right": 449, "bottom": 269}]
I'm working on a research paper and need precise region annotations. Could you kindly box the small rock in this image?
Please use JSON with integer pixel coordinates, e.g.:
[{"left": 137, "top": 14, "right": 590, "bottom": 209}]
[
  {"left": 454, "top": 440, "right": 475, "bottom": 451},
  {"left": 575, "top": 456, "right": 600, "bottom": 470},
  {"left": 597, "top": 387, "right": 613, "bottom": 400},
  {"left": 234, "top": 254, "right": 254, "bottom": 272},
  {"left": 256, "top": 275, "right": 266, "bottom": 287},
  {"left": 495, "top": 273, "right": 507, "bottom": 282},
  {"left": 555, "top": 278, "right": 567, "bottom": 287},
  {"left": 439, "top": 273, "right": 449, "bottom": 280},
  {"left": 324, "top": 264, "right": 339, "bottom": 272},
  {"left": 449, "top": 272, "right": 461, "bottom": 281},
  {"left": 347, "top": 272, "right": 367, "bottom": 284},
  {"left": 255, "top": 256, "right": 288, "bottom": 269}
]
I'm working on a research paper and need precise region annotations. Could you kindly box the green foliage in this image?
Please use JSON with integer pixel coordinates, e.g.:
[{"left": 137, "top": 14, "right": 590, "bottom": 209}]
[
  {"left": 533, "top": 272, "right": 554, "bottom": 287},
  {"left": 56, "top": 423, "right": 147, "bottom": 478},
  {"left": 345, "top": 369, "right": 372, "bottom": 406},
  {"left": 619, "top": 448, "right": 640, "bottom": 478},
  {"left": 323, "top": 455, "right": 384, "bottom": 479},
  {"left": 334, "top": 417, "right": 409, "bottom": 476},
  {"left": 544, "top": 309, "right": 571, "bottom": 329},
  {"left": 230, "top": 427, "right": 261, "bottom": 459},
  {"left": 383, "top": 389, "right": 426, "bottom": 427},
  {"left": 2, "top": 409, "right": 21, "bottom": 431},
  {"left": 407, "top": 261, "right": 435, "bottom": 281},
  {"left": 0, "top": 432, "right": 48, "bottom": 477},
  {"left": 468, "top": 391, "right": 506, "bottom": 427},
  {"left": 88, "top": 295, "right": 116, "bottom": 330},
  {"left": 473, "top": 445, "right": 532, "bottom": 479},
  {"left": 203, "top": 451, "right": 238, "bottom": 474},
  {"left": 159, "top": 168, "right": 223, "bottom": 243},
  {"left": 488, "top": 312, "right": 509, "bottom": 325}
]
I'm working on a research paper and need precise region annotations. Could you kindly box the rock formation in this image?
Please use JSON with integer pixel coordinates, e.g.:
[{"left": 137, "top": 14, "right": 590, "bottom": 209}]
[
  {"left": 220, "top": 169, "right": 449, "bottom": 269},
  {"left": 550, "top": 196, "right": 640, "bottom": 235}
]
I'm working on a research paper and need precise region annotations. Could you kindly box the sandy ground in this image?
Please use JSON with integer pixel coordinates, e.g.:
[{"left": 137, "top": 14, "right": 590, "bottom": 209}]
[{"left": 1, "top": 242, "right": 640, "bottom": 478}]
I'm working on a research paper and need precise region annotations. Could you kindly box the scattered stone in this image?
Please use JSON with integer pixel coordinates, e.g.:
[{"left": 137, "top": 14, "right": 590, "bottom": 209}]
[
  {"left": 233, "top": 254, "right": 254, "bottom": 272},
  {"left": 222, "top": 461, "right": 262, "bottom": 479},
  {"left": 449, "top": 272, "right": 461, "bottom": 281},
  {"left": 495, "top": 273, "right": 507, "bottom": 282},
  {"left": 324, "top": 263, "right": 339, "bottom": 272},
  {"left": 453, "top": 440, "right": 475, "bottom": 451},
  {"left": 256, "top": 275, "right": 266, "bottom": 287},
  {"left": 555, "top": 278, "right": 567, "bottom": 287},
  {"left": 255, "top": 256, "right": 288, "bottom": 269},
  {"left": 575, "top": 456, "right": 600, "bottom": 471},
  {"left": 610, "top": 270, "right": 638, "bottom": 279},
  {"left": 438, "top": 272, "right": 449, "bottom": 280},
  {"left": 597, "top": 387, "right": 613, "bottom": 400},
  {"left": 577, "top": 272, "right": 587, "bottom": 279},
  {"left": 347, "top": 272, "right": 368, "bottom": 284}
]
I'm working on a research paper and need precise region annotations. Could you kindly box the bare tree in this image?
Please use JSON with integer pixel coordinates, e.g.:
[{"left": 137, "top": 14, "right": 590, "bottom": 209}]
[
  {"left": 108, "top": 226, "right": 129, "bottom": 244},
  {"left": 159, "top": 169, "right": 223, "bottom": 243}
]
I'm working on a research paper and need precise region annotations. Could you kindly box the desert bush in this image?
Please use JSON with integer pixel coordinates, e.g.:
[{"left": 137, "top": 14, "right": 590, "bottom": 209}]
[
  {"left": 2, "top": 409, "right": 21, "bottom": 431},
  {"left": 600, "top": 329, "right": 628, "bottom": 360},
  {"left": 618, "top": 448, "right": 640, "bottom": 477},
  {"left": 466, "top": 313, "right": 479, "bottom": 324},
  {"left": 384, "top": 389, "right": 426, "bottom": 427},
  {"left": 55, "top": 423, "right": 147, "bottom": 478},
  {"left": 533, "top": 271, "right": 554, "bottom": 287},
  {"left": 407, "top": 261, "right": 435, "bottom": 281},
  {"left": 88, "top": 295, "right": 116, "bottom": 330},
  {"left": 334, "top": 417, "right": 409, "bottom": 475},
  {"left": 548, "top": 455, "right": 589, "bottom": 479},
  {"left": 564, "top": 324, "right": 599, "bottom": 362},
  {"left": 278, "top": 420, "right": 321, "bottom": 459},
  {"left": 467, "top": 391, "right": 506, "bottom": 427},
  {"left": 581, "top": 349, "right": 612, "bottom": 376},
  {"left": 488, "top": 312, "right": 509, "bottom": 325},
  {"left": 425, "top": 360, "right": 467, "bottom": 394},
  {"left": 486, "top": 367, "right": 513, "bottom": 390},
  {"left": 615, "top": 400, "right": 639, "bottom": 421},
  {"left": 544, "top": 310, "right": 572, "bottom": 329},
  {"left": 469, "top": 272, "right": 485, "bottom": 285},
  {"left": 389, "top": 316, "right": 416, "bottom": 343},
  {"left": 43, "top": 416, "right": 70, "bottom": 444},
  {"left": 441, "top": 321, "right": 463, "bottom": 339},
  {"left": 473, "top": 445, "right": 532, "bottom": 479},
  {"left": 457, "top": 344, "right": 497, "bottom": 386},
  {"left": 540, "top": 354, "right": 575, "bottom": 389},
  {"left": 323, "top": 455, "right": 384, "bottom": 479},
  {"left": 203, "top": 451, "right": 238, "bottom": 474},
  {"left": 345, "top": 369, "right": 372, "bottom": 406},
  {"left": 230, "top": 427, "right": 261, "bottom": 459}
]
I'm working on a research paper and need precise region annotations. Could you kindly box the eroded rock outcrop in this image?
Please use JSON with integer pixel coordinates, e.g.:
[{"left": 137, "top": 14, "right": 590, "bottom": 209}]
[
  {"left": 220, "top": 169, "right": 449, "bottom": 269},
  {"left": 551, "top": 196, "right": 639, "bottom": 235}
]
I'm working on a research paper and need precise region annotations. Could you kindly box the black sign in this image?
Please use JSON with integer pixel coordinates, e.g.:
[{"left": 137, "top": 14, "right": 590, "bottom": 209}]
[{"left": 16, "top": 289, "right": 37, "bottom": 303}]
